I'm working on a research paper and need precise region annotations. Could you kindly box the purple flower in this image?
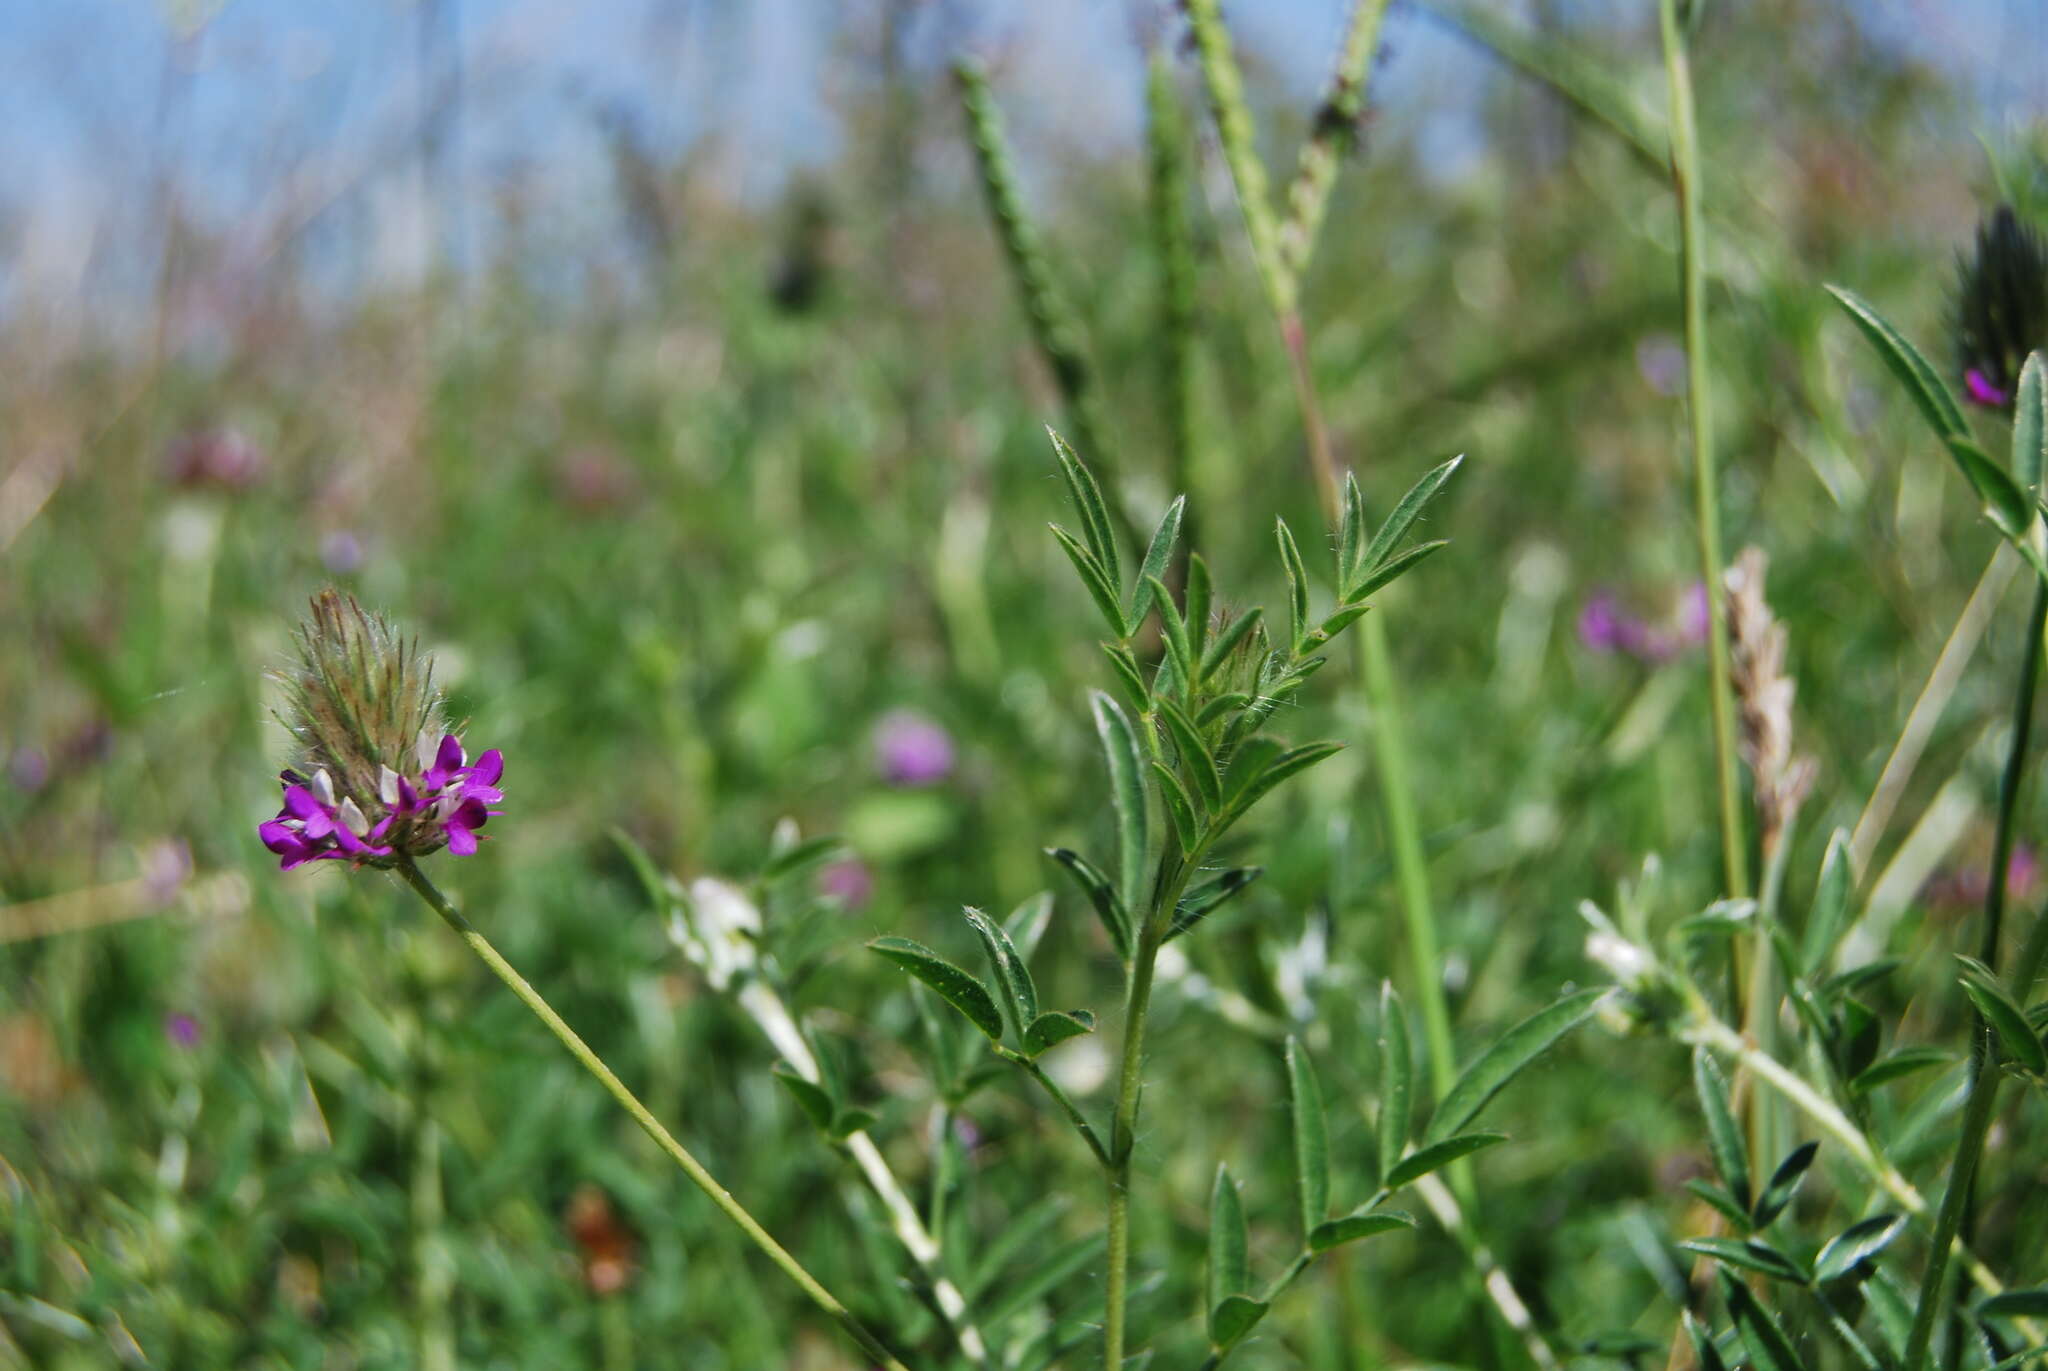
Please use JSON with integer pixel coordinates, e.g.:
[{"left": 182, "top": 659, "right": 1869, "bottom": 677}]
[
  {"left": 165, "top": 1013, "right": 201, "bottom": 1049},
  {"left": 257, "top": 733, "right": 505, "bottom": 871},
  {"left": 1965, "top": 368, "right": 2011, "bottom": 409},
  {"left": 817, "top": 857, "right": 874, "bottom": 909},
  {"left": 873, "top": 711, "right": 954, "bottom": 787},
  {"left": 1578, "top": 585, "right": 1709, "bottom": 665}
]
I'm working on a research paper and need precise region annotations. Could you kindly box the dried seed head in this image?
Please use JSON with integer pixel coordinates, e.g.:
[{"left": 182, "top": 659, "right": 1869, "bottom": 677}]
[
  {"left": 1724, "top": 548, "right": 1816, "bottom": 853},
  {"left": 1954, "top": 204, "right": 2048, "bottom": 409}
]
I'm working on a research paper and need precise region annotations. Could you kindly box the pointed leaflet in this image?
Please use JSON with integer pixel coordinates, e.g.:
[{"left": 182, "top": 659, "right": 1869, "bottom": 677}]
[
  {"left": 1800, "top": 829, "right": 1854, "bottom": 973},
  {"left": 1721, "top": 1271, "right": 1811, "bottom": 1371},
  {"left": 1091, "top": 691, "right": 1150, "bottom": 919},
  {"left": 1225, "top": 741, "right": 1343, "bottom": 823},
  {"left": 1378, "top": 983, "right": 1414, "bottom": 1183},
  {"left": 964, "top": 907, "right": 1038, "bottom": 1041},
  {"left": 1386, "top": 1131, "right": 1508, "bottom": 1188},
  {"left": 1275, "top": 517, "right": 1311, "bottom": 652},
  {"left": 1207, "top": 1163, "right": 1249, "bottom": 1315},
  {"left": 1050, "top": 523, "right": 1130, "bottom": 638},
  {"left": 1023, "top": 1010, "right": 1096, "bottom": 1057},
  {"left": 1349, "top": 539, "right": 1448, "bottom": 602},
  {"left": 1048, "top": 427, "right": 1121, "bottom": 589},
  {"left": 1957, "top": 955, "right": 2048, "bottom": 1073},
  {"left": 1199, "top": 606, "right": 1264, "bottom": 683},
  {"left": 2016, "top": 351, "right": 2047, "bottom": 495},
  {"left": 1425, "top": 988, "right": 1607, "bottom": 1143},
  {"left": 1679, "top": 1237, "right": 1809, "bottom": 1284},
  {"left": 1848, "top": 1047, "right": 1952, "bottom": 1096},
  {"left": 869, "top": 936, "right": 1005, "bottom": 1041},
  {"left": 1752, "top": 1141, "right": 1818, "bottom": 1227},
  {"left": 1147, "top": 575, "right": 1196, "bottom": 689},
  {"left": 1043, "top": 847, "right": 1131, "bottom": 962},
  {"left": 1310, "top": 1208, "right": 1415, "bottom": 1253},
  {"left": 1209, "top": 1295, "right": 1268, "bottom": 1349},
  {"left": 1694, "top": 1047, "right": 1752, "bottom": 1210},
  {"left": 1285, "top": 1036, "right": 1329, "bottom": 1235},
  {"left": 1150, "top": 761, "right": 1201, "bottom": 852},
  {"left": 1128, "top": 496, "right": 1185, "bottom": 625},
  {"left": 1184, "top": 550, "right": 1213, "bottom": 665},
  {"left": 1824, "top": 285, "right": 1967, "bottom": 443},
  {"left": 1683, "top": 1311, "right": 1730, "bottom": 1371},
  {"left": 1338, "top": 470, "right": 1367, "bottom": 593},
  {"left": 1356, "top": 454, "right": 1463, "bottom": 583},
  {"left": 1946, "top": 435, "right": 2036, "bottom": 544},
  {"left": 1685, "top": 1179, "right": 1753, "bottom": 1232},
  {"left": 772, "top": 1062, "right": 836, "bottom": 1131},
  {"left": 1154, "top": 696, "right": 1221, "bottom": 810},
  {"left": 1168, "top": 866, "right": 1262, "bottom": 941},
  {"left": 1814, "top": 1214, "right": 1904, "bottom": 1285}
]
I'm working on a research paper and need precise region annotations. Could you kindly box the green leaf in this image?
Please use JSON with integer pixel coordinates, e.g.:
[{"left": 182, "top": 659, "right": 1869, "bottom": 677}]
[
  {"left": 1684, "top": 1179, "right": 1753, "bottom": 1232},
  {"left": 964, "top": 907, "right": 1037, "bottom": 1040},
  {"left": 869, "top": 936, "right": 1005, "bottom": 1041},
  {"left": 1147, "top": 575, "right": 1196, "bottom": 690},
  {"left": 2017, "top": 351, "right": 2047, "bottom": 494},
  {"left": 1150, "top": 761, "right": 1201, "bottom": 852},
  {"left": 1694, "top": 1048, "right": 1751, "bottom": 1209},
  {"left": 1848, "top": 1047, "right": 1953, "bottom": 1096},
  {"left": 1285, "top": 1036, "right": 1330, "bottom": 1235},
  {"left": 1048, "top": 427, "right": 1121, "bottom": 590},
  {"left": 1208, "top": 1295, "right": 1268, "bottom": 1349},
  {"left": 1425, "top": 988, "right": 1607, "bottom": 1143},
  {"left": 1154, "top": 697, "right": 1221, "bottom": 810},
  {"left": 1221, "top": 736, "right": 1288, "bottom": 803},
  {"left": 1207, "top": 1164, "right": 1249, "bottom": 1314},
  {"left": 1386, "top": 1131, "right": 1508, "bottom": 1188},
  {"left": 1338, "top": 470, "right": 1368, "bottom": 593},
  {"left": 1684, "top": 1311, "right": 1731, "bottom": 1371},
  {"left": 1023, "top": 1010, "right": 1096, "bottom": 1057},
  {"left": 1226, "top": 741, "right": 1344, "bottom": 821},
  {"left": 1814, "top": 1214, "right": 1904, "bottom": 1284},
  {"left": 1801, "top": 829, "right": 1854, "bottom": 973},
  {"left": 1824, "top": 284, "right": 1967, "bottom": 442},
  {"left": 1043, "top": 848, "right": 1131, "bottom": 963},
  {"left": 1128, "top": 496, "right": 1186, "bottom": 625},
  {"left": 1958, "top": 956, "right": 2048, "bottom": 1073},
  {"left": 1184, "top": 550, "right": 1212, "bottom": 664},
  {"left": 1980, "top": 1289, "right": 2048, "bottom": 1320},
  {"left": 1168, "top": 866, "right": 1262, "bottom": 941},
  {"left": 1947, "top": 434, "right": 2037, "bottom": 543},
  {"left": 1317, "top": 602, "right": 1372, "bottom": 640},
  {"left": 1196, "top": 692, "right": 1251, "bottom": 728},
  {"left": 1090, "top": 691, "right": 1150, "bottom": 921},
  {"left": 1752, "top": 1141, "right": 1818, "bottom": 1228},
  {"left": 1198, "top": 607, "right": 1264, "bottom": 683},
  {"left": 772, "top": 1062, "right": 835, "bottom": 1131},
  {"left": 830, "top": 1107, "right": 876, "bottom": 1139},
  {"left": 1722, "top": 1271, "right": 1811, "bottom": 1371},
  {"left": 1309, "top": 1207, "right": 1416, "bottom": 1252},
  {"left": 1378, "top": 983, "right": 1413, "bottom": 1184},
  {"left": 1050, "top": 523, "right": 1130, "bottom": 638},
  {"left": 1099, "top": 643, "right": 1150, "bottom": 714},
  {"left": 1350, "top": 538, "right": 1450, "bottom": 603},
  {"left": 1358, "top": 454, "right": 1463, "bottom": 578},
  {"left": 1275, "top": 518, "right": 1312, "bottom": 652},
  {"left": 1679, "top": 1237, "right": 1807, "bottom": 1284}
]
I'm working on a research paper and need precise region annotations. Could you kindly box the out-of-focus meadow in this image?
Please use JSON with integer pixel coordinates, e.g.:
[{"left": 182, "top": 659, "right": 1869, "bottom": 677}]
[{"left": 4, "top": 2, "right": 2048, "bottom": 1367}]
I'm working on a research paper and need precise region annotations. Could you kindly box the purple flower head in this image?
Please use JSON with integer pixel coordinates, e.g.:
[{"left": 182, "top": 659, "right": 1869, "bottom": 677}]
[
  {"left": 165, "top": 1013, "right": 201, "bottom": 1049},
  {"left": 817, "top": 857, "right": 874, "bottom": 909},
  {"left": 873, "top": 710, "right": 954, "bottom": 787},
  {"left": 1964, "top": 368, "right": 2011, "bottom": 409},
  {"left": 258, "top": 591, "right": 505, "bottom": 872},
  {"left": 1578, "top": 584, "right": 1708, "bottom": 665}
]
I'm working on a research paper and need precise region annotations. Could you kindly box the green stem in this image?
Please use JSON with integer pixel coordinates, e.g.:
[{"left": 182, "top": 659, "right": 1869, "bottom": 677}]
[
  {"left": 1001, "top": 1048, "right": 1110, "bottom": 1166},
  {"left": 1103, "top": 850, "right": 1202, "bottom": 1371},
  {"left": 1904, "top": 573, "right": 2047, "bottom": 1371},
  {"left": 1658, "top": 0, "right": 1748, "bottom": 900},
  {"left": 1277, "top": 0, "right": 1393, "bottom": 283},
  {"left": 393, "top": 860, "right": 911, "bottom": 1371}
]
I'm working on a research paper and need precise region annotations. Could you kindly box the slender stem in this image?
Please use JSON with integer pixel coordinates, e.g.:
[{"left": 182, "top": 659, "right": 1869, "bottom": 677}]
[
  {"left": 1103, "top": 852, "right": 1200, "bottom": 1371},
  {"left": 1658, "top": 0, "right": 1748, "bottom": 900},
  {"left": 393, "top": 860, "right": 911, "bottom": 1371},
  {"left": 1002, "top": 1049, "right": 1110, "bottom": 1166},
  {"left": 1277, "top": 0, "right": 1394, "bottom": 283},
  {"left": 1904, "top": 574, "right": 2047, "bottom": 1371}
]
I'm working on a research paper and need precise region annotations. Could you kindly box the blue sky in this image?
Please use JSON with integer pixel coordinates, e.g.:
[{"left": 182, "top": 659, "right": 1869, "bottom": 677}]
[{"left": 1, "top": 1, "right": 2040, "bottom": 322}]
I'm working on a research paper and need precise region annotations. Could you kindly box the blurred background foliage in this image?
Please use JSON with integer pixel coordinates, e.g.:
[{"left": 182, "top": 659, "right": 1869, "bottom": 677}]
[{"left": 3, "top": 1, "right": 2047, "bottom": 1366}]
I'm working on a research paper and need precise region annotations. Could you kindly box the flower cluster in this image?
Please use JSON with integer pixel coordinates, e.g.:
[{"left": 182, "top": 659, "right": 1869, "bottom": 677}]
[
  {"left": 259, "top": 733, "right": 504, "bottom": 870},
  {"left": 1954, "top": 203, "right": 2048, "bottom": 410},
  {"left": 259, "top": 590, "right": 506, "bottom": 871}
]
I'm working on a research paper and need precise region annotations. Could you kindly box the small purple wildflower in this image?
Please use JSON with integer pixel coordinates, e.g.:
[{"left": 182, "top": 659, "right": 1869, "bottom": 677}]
[
  {"left": 165, "top": 1013, "right": 200, "bottom": 1049},
  {"left": 873, "top": 711, "right": 954, "bottom": 787},
  {"left": 259, "top": 735, "right": 505, "bottom": 870},
  {"left": 817, "top": 857, "right": 874, "bottom": 909},
  {"left": 1964, "top": 368, "right": 2010, "bottom": 409},
  {"left": 1578, "top": 585, "right": 1709, "bottom": 664}
]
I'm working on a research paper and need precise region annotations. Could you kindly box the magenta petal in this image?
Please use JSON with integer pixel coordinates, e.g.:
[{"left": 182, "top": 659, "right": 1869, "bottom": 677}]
[
  {"left": 397, "top": 776, "right": 420, "bottom": 810},
  {"left": 445, "top": 824, "right": 479, "bottom": 856},
  {"left": 258, "top": 819, "right": 300, "bottom": 854},
  {"left": 468, "top": 749, "right": 503, "bottom": 786},
  {"left": 283, "top": 785, "right": 323, "bottom": 820},
  {"left": 437, "top": 734, "right": 466, "bottom": 773},
  {"left": 1965, "top": 368, "right": 2011, "bottom": 408}
]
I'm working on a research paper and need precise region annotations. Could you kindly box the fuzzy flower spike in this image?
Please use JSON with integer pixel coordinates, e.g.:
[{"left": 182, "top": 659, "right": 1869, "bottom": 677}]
[
  {"left": 1955, "top": 203, "right": 2048, "bottom": 411},
  {"left": 258, "top": 590, "right": 504, "bottom": 870}
]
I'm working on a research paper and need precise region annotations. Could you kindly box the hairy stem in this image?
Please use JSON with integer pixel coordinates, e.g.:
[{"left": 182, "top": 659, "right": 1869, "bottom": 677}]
[
  {"left": 1904, "top": 573, "right": 2047, "bottom": 1371},
  {"left": 1658, "top": 0, "right": 1748, "bottom": 900},
  {"left": 1277, "top": 0, "right": 1393, "bottom": 283},
  {"left": 394, "top": 860, "right": 911, "bottom": 1371}
]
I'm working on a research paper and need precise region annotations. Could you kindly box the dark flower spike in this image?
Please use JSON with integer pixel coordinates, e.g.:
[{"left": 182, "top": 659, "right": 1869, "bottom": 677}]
[
  {"left": 1955, "top": 204, "right": 2048, "bottom": 410},
  {"left": 258, "top": 589, "right": 505, "bottom": 870}
]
